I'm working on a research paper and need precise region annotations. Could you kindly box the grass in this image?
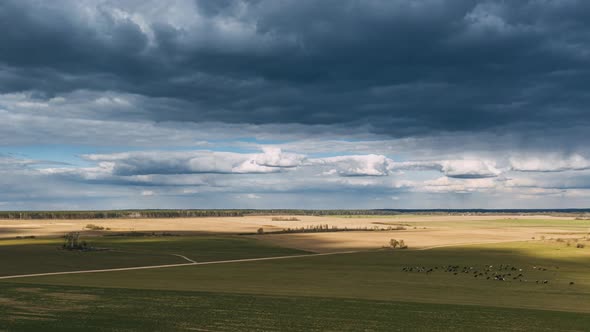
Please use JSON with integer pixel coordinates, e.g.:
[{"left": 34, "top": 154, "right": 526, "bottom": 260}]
[
  {"left": 5, "top": 240, "right": 590, "bottom": 312},
  {"left": 1, "top": 235, "right": 589, "bottom": 330},
  {"left": 0, "top": 284, "right": 589, "bottom": 331},
  {"left": 0, "top": 235, "right": 308, "bottom": 276}
]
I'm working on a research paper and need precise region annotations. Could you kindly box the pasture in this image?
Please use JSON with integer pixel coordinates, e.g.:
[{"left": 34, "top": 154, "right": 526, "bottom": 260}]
[{"left": 0, "top": 214, "right": 589, "bottom": 331}]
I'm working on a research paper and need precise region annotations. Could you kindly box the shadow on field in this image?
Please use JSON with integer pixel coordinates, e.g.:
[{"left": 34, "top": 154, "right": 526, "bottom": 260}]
[{"left": 1, "top": 239, "right": 588, "bottom": 315}]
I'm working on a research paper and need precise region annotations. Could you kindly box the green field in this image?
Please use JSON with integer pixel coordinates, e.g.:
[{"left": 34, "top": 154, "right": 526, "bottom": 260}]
[
  {"left": 1, "top": 283, "right": 589, "bottom": 331},
  {"left": 1, "top": 234, "right": 589, "bottom": 331},
  {"left": 0, "top": 235, "right": 308, "bottom": 276}
]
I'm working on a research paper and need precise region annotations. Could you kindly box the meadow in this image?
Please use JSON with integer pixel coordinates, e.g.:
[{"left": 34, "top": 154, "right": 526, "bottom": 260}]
[
  {"left": 1, "top": 214, "right": 589, "bottom": 331},
  {"left": 1, "top": 282, "right": 589, "bottom": 331},
  {"left": 0, "top": 235, "right": 307, "bottom": 276}
]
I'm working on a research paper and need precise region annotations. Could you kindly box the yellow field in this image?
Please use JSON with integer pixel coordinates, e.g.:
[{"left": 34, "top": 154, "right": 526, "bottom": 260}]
[{"left": 2, "top": 214, "right": 588, "bottom": 252}]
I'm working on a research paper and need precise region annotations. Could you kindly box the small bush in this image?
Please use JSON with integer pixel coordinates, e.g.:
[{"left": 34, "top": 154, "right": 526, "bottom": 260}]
[
  {"left": 576, "top": 243, "right": 585, "bottom": 248},
  {"left": 15, "top": 235, "right": 36, "bottom": 239},
  {"left": 271, "top": 217, "right": 301, "bottom": 221},
  {"left": 257, "top": 227, "right": 265, "bottom": 234},
  {"left": 85, "top": 224, "right": 105, "bottom": 231},
  {"left": 389, "top": 239, "right": 399, "bottom": 249}
]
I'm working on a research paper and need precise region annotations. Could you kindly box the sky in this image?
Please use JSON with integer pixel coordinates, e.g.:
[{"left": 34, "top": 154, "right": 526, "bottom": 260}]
[{"left": 1, "top": 0, "right": 590, "bottom": 210}]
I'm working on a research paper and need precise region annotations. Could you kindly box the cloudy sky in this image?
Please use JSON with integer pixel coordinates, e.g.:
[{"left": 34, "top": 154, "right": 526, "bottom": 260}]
[{"left": 1, "top": 0, "right": 590, "bottom": 210}]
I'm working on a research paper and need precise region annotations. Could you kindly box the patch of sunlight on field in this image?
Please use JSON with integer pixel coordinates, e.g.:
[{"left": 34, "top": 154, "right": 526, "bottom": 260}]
[
  {"left": 9, "top": 240, "right": 590, "bottom": 313},
  {"left": 373, "top": 218, "right": 590, "bottom": 230},
  {"left": 478, "top": 240, "right": 590, "bottom": 260},
  {"left": 332, "top": 214, "right": 424, "bottom": 219}
]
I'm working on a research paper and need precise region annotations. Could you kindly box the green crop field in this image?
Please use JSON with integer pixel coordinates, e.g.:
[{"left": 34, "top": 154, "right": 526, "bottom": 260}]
[
  {"left": 0, "top": 283, "right": 589, "bottom": 332},
  {"left": 1, "top": 234, "right": 589, "bottom": 331},
  {"left": 0, "top": 235, "right": 308, "bottom": 276}
]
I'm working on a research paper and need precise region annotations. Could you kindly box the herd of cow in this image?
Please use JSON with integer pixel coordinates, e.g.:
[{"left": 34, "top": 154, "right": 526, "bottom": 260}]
[{"left": 400, "top": 264, "right": 570, "bottom": 285}]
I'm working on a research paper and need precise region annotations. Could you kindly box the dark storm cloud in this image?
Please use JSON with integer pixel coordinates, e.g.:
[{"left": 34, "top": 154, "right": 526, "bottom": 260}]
[{"left": 1, "top": 0, "right": 589, "bottom": 140}]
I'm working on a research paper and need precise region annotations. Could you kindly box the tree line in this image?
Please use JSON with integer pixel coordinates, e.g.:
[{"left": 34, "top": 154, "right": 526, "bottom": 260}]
[
  {"left": 1, "top": 209, "right": 588, "bottom": 220},
  {"left": 0, "top": 209, "right": 405, "bottom": 219}
]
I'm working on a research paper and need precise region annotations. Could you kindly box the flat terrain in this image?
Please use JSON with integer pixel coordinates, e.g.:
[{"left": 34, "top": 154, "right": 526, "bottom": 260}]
[
  {"left": 0, "top": 214, "right": 589, "bottom": 330},
  {"left": 2, "top": 214, "right": 588, "bottom": 252},
  {"left": 1, "top": 283, "right": 589, "bottom": 331},
  {"left": 0, "top": 235, "right": 307, "bottom": 276},
  {"left": 8, "top": 241, "right": 590, "bottom": 313}
]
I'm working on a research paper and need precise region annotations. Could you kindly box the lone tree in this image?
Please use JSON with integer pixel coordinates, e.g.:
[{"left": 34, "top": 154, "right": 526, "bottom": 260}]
[
  {"left": 63, "top": 232, "right": 88, "bottom": 250},
  {"left": 390, "top": 239, "right": 399, "bottom": 249},
  {"left": 399, "top": 239, "right": 408, "bottom": 249}
]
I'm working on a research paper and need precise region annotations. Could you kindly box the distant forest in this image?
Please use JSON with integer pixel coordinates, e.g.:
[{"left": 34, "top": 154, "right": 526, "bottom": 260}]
[{"left": 1, "top": 209, "right": 589, "bottom": 220}]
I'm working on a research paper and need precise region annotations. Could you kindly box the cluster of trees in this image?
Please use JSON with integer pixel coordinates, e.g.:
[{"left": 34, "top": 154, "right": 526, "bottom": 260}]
[
  {"left": 271, "top": 217, "right": 301, "bottom": 221},
  {"left": 252, "top": 224, "right": 406, "bottom": 235},
  {"left": 389, "top": 239, "right": 408, "bottom": 249},
  {"left": 85, "top": 224, "right": 109, "bottom": 231},
  {"left": 62, "top": 232, "right": 89, "bottom": 250},
  {"left": 0, "top": 209, "right": 407, "bottom": 220},
  {"left": 0, "top": 210, "right": 246, "bottom": 219}
]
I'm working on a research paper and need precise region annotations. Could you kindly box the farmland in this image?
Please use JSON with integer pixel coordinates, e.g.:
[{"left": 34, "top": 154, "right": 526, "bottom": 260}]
[{"left": 1, "top": 214, "right": 589, "bottom": 331}]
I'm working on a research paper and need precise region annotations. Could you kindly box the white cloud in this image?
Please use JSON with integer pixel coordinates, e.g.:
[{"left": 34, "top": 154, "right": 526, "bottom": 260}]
[
  {"left": 2, "top": 149, "right": 590, "bottom": 209},
  {"left": 510, "top": 154, "right": 590, "bottom": 172},
  {"left": 236, "top": 193, "right": 261, "bottom": 199},
  {"left": 389, "top": 159, "right": 502, "bottom": 178},
  {"left": 417, "top": 176, "right": 498, "bottom": 193},
  {"left": 81, "top": 148, "right": 303, "bottom": 176},
  {"left": 253, "top": 147, "right": 305, "bottom": 168},
  {"left": 439, "top": 160, "right": 501, "bottom": 178},
  {"left": 312, "top": 154, "right": 392, "bottom": 176}
]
